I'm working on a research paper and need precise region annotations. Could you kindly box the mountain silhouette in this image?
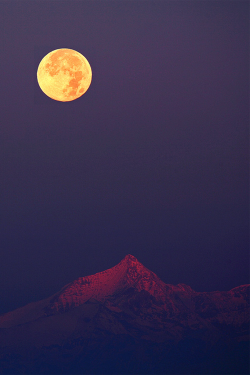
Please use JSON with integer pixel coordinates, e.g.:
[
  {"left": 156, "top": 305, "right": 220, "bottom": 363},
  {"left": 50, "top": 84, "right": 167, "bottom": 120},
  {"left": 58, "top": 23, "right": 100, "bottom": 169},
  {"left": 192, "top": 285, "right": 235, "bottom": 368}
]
[{"left": 0, "top": 255, "right": 249, "bottom": 374}]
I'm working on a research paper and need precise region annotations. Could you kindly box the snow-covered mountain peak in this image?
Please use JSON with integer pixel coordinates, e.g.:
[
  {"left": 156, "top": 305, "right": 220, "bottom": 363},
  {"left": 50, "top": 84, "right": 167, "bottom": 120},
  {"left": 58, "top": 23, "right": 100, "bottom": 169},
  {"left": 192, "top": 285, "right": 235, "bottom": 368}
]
[{"left": 46, "top": 255, "right": 167, "bottom": 313}]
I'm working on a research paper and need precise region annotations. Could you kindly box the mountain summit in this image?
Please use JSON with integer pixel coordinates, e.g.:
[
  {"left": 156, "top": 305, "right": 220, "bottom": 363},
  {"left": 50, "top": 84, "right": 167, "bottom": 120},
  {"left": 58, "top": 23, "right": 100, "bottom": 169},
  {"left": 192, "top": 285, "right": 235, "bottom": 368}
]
[{"left": 47, "top": 254, "right": 167, "bottom": 313}]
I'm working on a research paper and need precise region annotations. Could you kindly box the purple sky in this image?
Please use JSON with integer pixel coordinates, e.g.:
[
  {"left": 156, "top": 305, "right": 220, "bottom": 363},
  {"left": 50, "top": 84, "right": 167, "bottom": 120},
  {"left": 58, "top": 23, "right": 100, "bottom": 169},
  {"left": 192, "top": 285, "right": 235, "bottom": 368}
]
[{"left": 0, "top": 1, "right": 249, "bottom": 315}]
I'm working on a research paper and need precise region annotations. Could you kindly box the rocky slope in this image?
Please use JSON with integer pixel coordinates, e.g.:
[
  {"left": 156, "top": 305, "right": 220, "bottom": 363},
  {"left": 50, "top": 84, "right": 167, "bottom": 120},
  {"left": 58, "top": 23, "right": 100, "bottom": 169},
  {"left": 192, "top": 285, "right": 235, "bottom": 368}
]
[{"left": 0, "top": 255, "right": 249, "bottom": 374}]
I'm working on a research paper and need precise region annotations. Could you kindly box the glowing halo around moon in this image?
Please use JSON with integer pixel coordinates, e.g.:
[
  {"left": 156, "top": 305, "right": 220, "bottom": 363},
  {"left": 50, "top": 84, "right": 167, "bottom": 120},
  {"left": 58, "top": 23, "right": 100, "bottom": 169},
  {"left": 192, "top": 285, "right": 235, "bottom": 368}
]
[{"left": 37, "top": 48, "right": 92, "bottom": 102}]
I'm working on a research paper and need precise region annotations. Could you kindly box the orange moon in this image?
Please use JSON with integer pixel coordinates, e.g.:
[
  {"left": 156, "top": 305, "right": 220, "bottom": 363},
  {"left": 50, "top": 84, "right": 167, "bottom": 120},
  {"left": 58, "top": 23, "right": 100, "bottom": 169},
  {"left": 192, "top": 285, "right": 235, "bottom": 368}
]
[{"left": 37, "top": 48, "right": 92, "bottom": 102}]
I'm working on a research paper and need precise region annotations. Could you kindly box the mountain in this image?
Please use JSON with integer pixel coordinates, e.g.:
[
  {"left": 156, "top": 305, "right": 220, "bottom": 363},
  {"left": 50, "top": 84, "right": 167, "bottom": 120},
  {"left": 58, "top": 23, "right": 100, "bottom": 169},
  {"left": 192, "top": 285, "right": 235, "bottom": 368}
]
[{"left": 0, "top": 254, "right": 249, "bottom": 374}]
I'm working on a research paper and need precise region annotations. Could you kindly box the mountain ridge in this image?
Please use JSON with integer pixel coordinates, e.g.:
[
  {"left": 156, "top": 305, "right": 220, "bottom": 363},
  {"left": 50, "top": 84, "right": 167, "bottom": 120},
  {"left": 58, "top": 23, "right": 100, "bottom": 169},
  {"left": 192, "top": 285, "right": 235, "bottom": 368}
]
[
  {"left": 0, "top": 254, "right": 249, "bottom": 327},
  {"left": 0, "top": 254, "right": 249, "bottom": 374}
]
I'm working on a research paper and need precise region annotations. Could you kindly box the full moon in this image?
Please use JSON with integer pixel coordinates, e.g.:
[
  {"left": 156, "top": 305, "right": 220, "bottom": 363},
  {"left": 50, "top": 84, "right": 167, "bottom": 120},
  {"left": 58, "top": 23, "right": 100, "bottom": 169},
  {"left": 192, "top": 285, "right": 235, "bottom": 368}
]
[{"left": 37, "top": 48, "right": 92, "bottom": 102}]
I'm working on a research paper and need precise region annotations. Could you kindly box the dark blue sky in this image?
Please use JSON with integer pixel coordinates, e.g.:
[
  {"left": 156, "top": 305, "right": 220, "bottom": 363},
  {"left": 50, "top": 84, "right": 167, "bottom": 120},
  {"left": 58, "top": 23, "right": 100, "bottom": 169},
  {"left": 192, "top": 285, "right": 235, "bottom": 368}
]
[{"left": 0, "top": 1, "right": 249, "bottom": 315}]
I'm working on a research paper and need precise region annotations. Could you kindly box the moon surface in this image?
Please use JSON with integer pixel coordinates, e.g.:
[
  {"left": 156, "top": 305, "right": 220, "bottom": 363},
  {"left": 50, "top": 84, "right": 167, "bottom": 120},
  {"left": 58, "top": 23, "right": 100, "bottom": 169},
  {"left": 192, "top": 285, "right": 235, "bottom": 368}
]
[{"left": 37, "top": 48, "right": 92, "bottom": 102}]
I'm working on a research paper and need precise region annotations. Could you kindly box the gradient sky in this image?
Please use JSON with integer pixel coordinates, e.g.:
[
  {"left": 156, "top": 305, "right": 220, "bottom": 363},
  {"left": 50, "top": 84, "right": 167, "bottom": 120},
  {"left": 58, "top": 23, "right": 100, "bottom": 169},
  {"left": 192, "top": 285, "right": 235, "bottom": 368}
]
[{"left": 0, "top": 0, "right": 249, "bottom": 315}]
